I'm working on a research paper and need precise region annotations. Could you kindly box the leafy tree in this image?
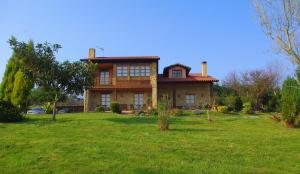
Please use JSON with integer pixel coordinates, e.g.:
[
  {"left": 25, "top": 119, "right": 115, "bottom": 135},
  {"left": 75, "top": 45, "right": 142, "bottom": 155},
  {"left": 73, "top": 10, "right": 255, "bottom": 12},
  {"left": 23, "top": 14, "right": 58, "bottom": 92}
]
[
  {"left": 11, "top": 70, "right": 33, "bottom": 110},
  {"left": 0, "top": 37, "right": 35, "bottom": 110},
  {"left": 8, "top": 37, "right": 96, "bottom": 120}
]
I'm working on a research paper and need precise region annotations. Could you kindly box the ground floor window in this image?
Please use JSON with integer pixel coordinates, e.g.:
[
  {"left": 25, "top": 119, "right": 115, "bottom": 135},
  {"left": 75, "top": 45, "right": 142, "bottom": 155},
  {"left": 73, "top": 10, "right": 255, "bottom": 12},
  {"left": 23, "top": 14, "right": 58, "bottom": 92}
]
[
  {"left": 134, "top": 93, "right": 144, "bottom": 109},
  {"left": 185, "top": 94, "right": 195, "bottom": 105},
  {"left": 101, "top": 94, "right": 111, "bottom": 109}
]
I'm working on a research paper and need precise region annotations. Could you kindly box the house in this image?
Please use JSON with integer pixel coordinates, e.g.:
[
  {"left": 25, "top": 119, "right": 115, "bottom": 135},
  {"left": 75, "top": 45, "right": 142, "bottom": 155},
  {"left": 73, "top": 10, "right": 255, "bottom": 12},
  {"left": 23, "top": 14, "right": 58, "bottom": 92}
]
[{"left": 81, "top": 48, "right": 218, "bottom": 112}]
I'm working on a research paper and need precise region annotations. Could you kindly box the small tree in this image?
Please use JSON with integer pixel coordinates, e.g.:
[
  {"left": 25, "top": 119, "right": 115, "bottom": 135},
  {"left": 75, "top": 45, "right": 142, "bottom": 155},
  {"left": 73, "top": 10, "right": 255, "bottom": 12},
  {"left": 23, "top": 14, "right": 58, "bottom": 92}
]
[
  {"left": 281, "top": 77, "right": 300, "bottom": 127},
  {"left": 157, "top": 94, "right": 172, "bottom": 131}
]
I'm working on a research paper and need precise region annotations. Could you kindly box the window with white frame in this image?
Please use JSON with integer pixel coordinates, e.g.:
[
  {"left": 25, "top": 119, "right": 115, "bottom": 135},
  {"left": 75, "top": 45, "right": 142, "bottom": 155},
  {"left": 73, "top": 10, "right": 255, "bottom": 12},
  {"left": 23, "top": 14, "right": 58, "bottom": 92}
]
[
  {"left": 134, "top": 93, "right": 144, "bottom": 109},
  {"left": 172, "top": 70, "right": 182, "bottom": 78},
  {"left": 100, "top": 71, "right": 109, "bottom": 84},
  {"left": 130, "top": 65, "right": 140, "bottom": 77},
  {"left": 101, "top": 94, "right": 111, "bottom": 109},
  {"left": 117, "top": 65, "right": 128, "bottom": 77},
  {"left": 145, "top": 65, "right": 150, "bottom": 76},
  {"left": 185, "top": 94, "right": 195, "bottom": 105},
  {"left": 140, "top": 65, "right": 150, "bottom": 76}
]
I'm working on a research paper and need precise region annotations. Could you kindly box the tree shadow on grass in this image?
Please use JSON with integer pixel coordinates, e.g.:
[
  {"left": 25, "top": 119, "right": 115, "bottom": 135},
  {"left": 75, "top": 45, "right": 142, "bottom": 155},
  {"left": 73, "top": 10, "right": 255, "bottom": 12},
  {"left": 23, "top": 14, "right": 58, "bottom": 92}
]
[{"left": 169, "top": 128, "right": 216, "bottom": 132}]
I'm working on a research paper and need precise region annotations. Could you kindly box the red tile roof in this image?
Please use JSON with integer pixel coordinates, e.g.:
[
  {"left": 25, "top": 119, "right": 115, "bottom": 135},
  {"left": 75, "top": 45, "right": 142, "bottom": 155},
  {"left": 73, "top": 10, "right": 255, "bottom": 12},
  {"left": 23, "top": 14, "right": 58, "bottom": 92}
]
[
  {"left": 81, "top": 56, "right": 160, "bottom": 62},
  {"left": 158, "top": 73, "right": 218, "bottom": 82}
]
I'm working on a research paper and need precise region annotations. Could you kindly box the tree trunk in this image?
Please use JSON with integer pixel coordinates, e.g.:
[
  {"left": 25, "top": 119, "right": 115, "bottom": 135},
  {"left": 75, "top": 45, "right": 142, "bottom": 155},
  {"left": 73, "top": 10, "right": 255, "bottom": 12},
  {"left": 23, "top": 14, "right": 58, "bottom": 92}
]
[{"left": 52, "top": 94, "right": 58, "bottom": 121}]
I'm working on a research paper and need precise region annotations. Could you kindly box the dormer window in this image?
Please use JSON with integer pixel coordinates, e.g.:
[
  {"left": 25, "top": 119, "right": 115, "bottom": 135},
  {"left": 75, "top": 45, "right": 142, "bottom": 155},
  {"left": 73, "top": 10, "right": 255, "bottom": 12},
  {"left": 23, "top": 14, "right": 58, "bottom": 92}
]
[{"left": 172, "top": 70, "right": 182, "bottom": 78}]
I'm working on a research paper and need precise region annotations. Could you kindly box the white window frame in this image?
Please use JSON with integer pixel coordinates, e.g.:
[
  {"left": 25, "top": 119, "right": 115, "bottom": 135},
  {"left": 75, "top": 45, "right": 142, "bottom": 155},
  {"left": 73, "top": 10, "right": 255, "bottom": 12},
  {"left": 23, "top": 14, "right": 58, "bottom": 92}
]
[
  {"left": 134, "top": 93, "right": 144, "bottom": 109},
  {"left": 100, "top": 71, "right": 109, "bottom": 84},
  {"left": 117, "top": 65, "right": 128, "bottom": 77},
  {"left": 185, "top": 95, "right": 195, "bottom": 105},
  {"left": 172, "top": 70, "right": 182, "bottom": 78},
  {"left": 101, "top": 94, "right": 111, "bottom": 109}
]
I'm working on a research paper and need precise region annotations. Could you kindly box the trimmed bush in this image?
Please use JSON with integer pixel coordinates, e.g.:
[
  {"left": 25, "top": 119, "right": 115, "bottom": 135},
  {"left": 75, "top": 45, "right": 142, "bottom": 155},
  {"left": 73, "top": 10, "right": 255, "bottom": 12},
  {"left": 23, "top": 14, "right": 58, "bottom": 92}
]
[
  {"left": 0, "top": 100, "right": 23, "bottom": 122},
  {"left": 110, "top": 102, "right": 121, "bottom": 114},
  {"left": 227, "top": 96, "right": 243, "bottom": 112},
  {"left": 217, "top": 106, "right": 228, "bottom": 114},
  {"left": 95, "top": 105, "right": 103, "bottom": 112},
  {"left": 242, "top": 102, "right": 254, "bottom": 114},
  {"left": 43, "top": 102, "right": 53, "bottom": 114},
  {"left": 134, "top": 110, "right": 145, "bottom": 116}
]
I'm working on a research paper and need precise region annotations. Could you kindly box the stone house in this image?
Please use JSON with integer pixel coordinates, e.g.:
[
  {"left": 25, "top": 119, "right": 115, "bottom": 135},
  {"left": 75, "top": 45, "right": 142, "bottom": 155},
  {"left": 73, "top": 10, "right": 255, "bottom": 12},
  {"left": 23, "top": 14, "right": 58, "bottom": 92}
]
[{"left": 81, "top": 48, "right": 218, "bottom": 112}]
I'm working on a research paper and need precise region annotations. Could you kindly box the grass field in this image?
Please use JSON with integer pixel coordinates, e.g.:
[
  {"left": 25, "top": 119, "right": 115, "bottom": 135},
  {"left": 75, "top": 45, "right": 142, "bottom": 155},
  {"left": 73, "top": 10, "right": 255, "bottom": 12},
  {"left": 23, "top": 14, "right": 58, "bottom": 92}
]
[{"left": 0, "top": 112, "right": 299, "bottom": 174}]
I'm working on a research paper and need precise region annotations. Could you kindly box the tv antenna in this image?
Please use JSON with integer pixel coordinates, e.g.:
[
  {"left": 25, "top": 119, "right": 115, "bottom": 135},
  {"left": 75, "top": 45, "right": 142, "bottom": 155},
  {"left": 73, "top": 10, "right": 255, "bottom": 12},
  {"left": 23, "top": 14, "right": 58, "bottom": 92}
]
[{"left": 96, "top": 46, "right": 105, "bottom": 57}]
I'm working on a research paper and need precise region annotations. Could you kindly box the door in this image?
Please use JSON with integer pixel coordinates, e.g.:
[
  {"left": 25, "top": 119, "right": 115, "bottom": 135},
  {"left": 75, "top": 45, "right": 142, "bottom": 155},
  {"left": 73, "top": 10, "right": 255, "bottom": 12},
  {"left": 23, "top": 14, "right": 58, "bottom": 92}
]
[
  {"left": 134, "top": 93, "right": 144, "bottom": 110},
  {"left": 101, "top": 94, "right": 111, "bottom": 110}
]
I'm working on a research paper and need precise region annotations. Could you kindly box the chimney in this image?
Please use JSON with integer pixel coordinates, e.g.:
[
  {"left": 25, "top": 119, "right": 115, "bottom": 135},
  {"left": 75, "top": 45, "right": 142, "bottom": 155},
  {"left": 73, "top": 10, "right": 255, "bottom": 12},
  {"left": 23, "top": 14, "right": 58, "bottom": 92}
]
[
  {"left": 89, "top": 48, "right": 95, "bottom": 59},
  {"left": 202, "top": 61, "right": 207, "bottom": 77}
]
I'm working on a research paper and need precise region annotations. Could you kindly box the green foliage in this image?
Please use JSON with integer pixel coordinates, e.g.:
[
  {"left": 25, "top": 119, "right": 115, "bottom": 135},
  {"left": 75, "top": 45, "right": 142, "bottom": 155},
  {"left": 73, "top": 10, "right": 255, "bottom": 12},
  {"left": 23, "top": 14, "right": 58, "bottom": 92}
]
[
  {"left": 242, "top": 102, "right": 254, "bottom": 114},
  {"left": 217, "top": 106, "right": 228, "bottom": 114},
  {"left": 193, "top": 109, "right": 203, "bottom": 115},
  {"left": 95, "top": 105, "right": 103, "bottom": 112},
  {"left": 11, "top": 70, "right": 33, "bottom": 109},
  {"left": 148, "top": 108, "right": 158, "bottom": 116},
  {"left": 174, "top": 109, "right": 185, "bottom": 116},
  {"left": 157, "top": 94, "right": 172, "bottom": 130},
  {"left": 227, "top": 96, "right": 243, "bottom": 112},
  {"left": 0, "top": 100, "right": 23, "bottom": 122},
  {"left": 281, "top": 77, "right": 300, "bottom": 122},
  {"left": 43, "top": 102, "right": 54, "bottom": 114},
  {"left": 134, "top": 110, "right": 145, "bottom": 116},
  {"left": 110, "top": 102, "right": 121, "bottom": 114}
]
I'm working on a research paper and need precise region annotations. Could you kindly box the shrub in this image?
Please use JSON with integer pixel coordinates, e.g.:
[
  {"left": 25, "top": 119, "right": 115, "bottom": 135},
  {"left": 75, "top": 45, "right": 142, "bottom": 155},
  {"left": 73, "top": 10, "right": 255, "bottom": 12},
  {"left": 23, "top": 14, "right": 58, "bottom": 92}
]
[
  {"left": 134, "top": 110, "right": 145, "bottom": 116},
  {"left": 157, "top": 94, "right": 172, "bottom": 131},
  {"left": 217, "top": 106, "right": 228, "bottom": 114},
  {"left": 242, "top": 102, "right": 254, "bottom": 114},
  {"left": 281, "top": 77, "right": 300, "bottom": 127},
  {"left": 174, "top": 109, "right": 185, "bottom": 116},
  {"left": 43, "top": 102, "right": 53, "bottom": 114},
  {"left": 95, "top": 105, "right": 103, "bottom": 112},
  {"left": 0, "top": 100, "right": 23, "bottom": 122},
  {"left": 110, "top": 102, "right": 121, "bottom": 114},
  {"left": 148, "top": 108, "right": 158, "bottom": 116},
  {"left": 227, "top": 96, "right": 243, "bottom": 112}
]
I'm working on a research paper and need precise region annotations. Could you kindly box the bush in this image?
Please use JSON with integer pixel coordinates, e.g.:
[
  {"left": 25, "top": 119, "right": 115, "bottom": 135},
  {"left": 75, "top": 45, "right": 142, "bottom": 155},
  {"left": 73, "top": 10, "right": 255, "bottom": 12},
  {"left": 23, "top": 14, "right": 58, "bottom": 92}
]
[
  {"left": 134, "top": 110, "right": 145, "bottom": 116},
  {"left": 242, "top": 102, "right": 254, "bottom": 114},
  {"left": 217, "top": 106, "right": 228, "bottom": 114},
  {"left": 148, "top": 108, "right": 158, "bottom": 116},
  {"left": 95, "top": 105, "right": 103, "bottom": 112},
  {"left": 281, "top": 77, "right": 300, "bottom": 126},
  {"left": 157, "top": 94, "right": 172, "bottom": 131},
  {"left": 0, "top": 100, "right": 23, "bottom": 122},
  {"left": 110, "top": 102, "right": 121, "bottom": 114},
  {"left": 227, "top": 96, "right": 243, "bottom": 112},
  {"left": 43, "top": 102, "right": 53, "bottom": 114},
  {"left": 174, "top": 109, "right": 185, "bottom": 116}
]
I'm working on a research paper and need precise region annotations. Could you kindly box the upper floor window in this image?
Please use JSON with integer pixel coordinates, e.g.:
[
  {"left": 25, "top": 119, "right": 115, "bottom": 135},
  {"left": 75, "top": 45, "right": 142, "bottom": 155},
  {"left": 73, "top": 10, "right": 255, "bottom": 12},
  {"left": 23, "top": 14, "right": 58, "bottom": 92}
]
[
  {"left": 172, "top": 70, "right": 182, "bottom": 78},
  {"left": 100, "top": 71, "right": 109, "bottom": 84},
  {"left": 117, "top": 65, "right": 128, "bottom": 77},
  {"left": 130, "top": 64, "right": 150, "bottom": 77},
  {"left": 140, "top": 65, "right": 150, "bottom": 76}
]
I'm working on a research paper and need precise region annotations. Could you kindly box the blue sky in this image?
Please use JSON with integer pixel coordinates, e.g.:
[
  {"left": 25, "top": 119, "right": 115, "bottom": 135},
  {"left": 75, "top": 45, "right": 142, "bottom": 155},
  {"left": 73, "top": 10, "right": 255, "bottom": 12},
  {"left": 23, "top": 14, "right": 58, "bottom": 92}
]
[{"left": 0, "top": 0, "right": 294, "bottom": 81}]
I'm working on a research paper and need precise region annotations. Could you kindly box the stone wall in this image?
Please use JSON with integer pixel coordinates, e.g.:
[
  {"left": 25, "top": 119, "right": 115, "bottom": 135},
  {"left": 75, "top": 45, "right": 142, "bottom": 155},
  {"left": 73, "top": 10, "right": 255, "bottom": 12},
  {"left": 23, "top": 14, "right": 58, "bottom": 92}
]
[{"left": 157, "top": 82, "right": 213, "bottom": 108}]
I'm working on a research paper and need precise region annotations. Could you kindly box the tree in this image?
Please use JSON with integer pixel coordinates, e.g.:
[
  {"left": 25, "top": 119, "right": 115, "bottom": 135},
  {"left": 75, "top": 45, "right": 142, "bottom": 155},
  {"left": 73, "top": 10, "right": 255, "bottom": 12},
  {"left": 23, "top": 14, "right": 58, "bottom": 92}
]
[
  {"left": 11, "top": 70, "right": 33, "bottom": 110},
  {"left": 254, "top": 0, "right": 300, "bottom": 83},
  {"left": 281, "top": 77, "right": 300, "bottom": 127},
  {"left": 0, "top": 37, "right": 35, "bottom": 110},
  {"left": 8, "top": 38, "right": 96, "bottom": 120}
]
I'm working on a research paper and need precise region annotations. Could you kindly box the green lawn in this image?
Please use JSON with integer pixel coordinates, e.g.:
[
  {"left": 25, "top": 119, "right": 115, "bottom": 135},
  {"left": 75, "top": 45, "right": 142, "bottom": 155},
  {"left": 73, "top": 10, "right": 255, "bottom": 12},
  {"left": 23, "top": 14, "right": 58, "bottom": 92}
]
[{"left": 0, "top": 112, "right": 299, "bottom": 174}]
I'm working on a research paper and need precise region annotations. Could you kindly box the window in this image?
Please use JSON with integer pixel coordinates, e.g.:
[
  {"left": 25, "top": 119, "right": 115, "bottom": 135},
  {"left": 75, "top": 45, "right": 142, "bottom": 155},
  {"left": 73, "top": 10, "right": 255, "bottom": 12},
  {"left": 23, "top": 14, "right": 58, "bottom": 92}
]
[
  {"left": 185, "top": 95, "right": 195, "bottom": 105},
  {"left": 145, "top": 65, "right": 150, "bottom": 76},
  {"left": 100, "top": 71, "right": 109, "bottom": 84},
  {"left": 130, "top": 65, "right": 140, "bottom": 77},
  {"left": 172, "top": 70, "right": 182, "bottom": 78},
  {"left": 117, "top": 65, "right": 128, "bottom": 77},
  {"left": 101, "top": 94, "right": 111, "bottom": 109},
  {"left": 140, "top": 65, "right": 150, "bottom": 76},
  {"left": 134, "top": 93, "right": 144, "bottom": 109},
  {"left": 129, "top": 64, "right": 150, "bottom": 77}
]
